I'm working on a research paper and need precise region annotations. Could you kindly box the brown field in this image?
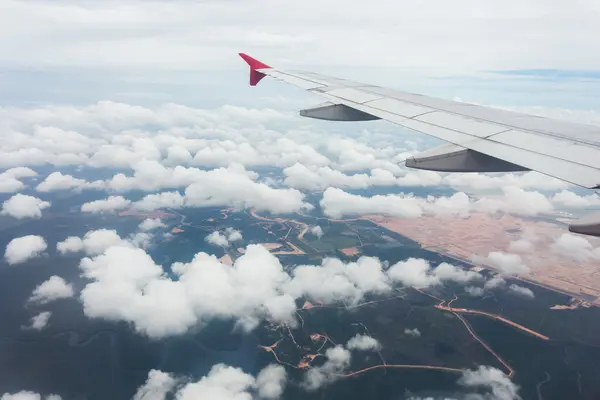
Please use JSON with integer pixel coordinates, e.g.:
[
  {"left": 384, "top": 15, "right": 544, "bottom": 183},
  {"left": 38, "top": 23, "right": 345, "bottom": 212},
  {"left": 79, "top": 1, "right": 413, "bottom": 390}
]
[
  {"left": 340, "top": 247, "right": 361, "bottom": 256},
  {"left": 365, "top": 212, "right": 600, "bottom": 305}
]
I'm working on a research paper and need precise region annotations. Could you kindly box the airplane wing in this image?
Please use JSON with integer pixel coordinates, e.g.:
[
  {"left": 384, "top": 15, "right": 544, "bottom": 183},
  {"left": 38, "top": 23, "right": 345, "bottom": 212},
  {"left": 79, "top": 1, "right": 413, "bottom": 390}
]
[{"left": 239, "top": 53, "right": 600, "bottom": 237}]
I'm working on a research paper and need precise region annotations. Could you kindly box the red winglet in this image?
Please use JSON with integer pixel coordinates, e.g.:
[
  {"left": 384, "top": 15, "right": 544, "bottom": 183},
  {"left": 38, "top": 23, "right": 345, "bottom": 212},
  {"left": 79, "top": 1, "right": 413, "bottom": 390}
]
[{"left": 239, "top": 53, "right": 271, "bottom": 86}]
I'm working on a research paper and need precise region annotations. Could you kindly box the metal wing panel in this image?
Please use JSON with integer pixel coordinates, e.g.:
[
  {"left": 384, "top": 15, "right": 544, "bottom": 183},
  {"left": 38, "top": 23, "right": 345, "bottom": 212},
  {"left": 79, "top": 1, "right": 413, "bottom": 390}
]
[{"left": 256, "top": 67, "right": 600, "bottom": 188}]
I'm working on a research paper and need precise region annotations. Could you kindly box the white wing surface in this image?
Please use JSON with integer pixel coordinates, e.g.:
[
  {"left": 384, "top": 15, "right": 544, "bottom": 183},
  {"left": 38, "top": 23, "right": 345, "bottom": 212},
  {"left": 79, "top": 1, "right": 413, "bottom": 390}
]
[{"left": 239, "top": 53, "right": 600, "bottom": 236}]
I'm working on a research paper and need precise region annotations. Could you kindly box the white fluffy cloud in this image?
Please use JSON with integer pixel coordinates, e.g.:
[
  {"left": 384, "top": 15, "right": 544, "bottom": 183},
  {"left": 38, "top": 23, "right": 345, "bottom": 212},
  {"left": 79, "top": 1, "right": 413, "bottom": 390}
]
[
  {"left": 303, "top": 345, "right": 351, "bottom": 391},
  {"left": 76, "top": 240, "right": 479, "bottom": 339},
  {"left": 309, "top": 225, "right": 323, "bottom": 239},
  {"left": 551, "top": 190, "right": 600, "bottom": 208},
  {"left": 205, "top": 231, "right": 230, "bottom": 248},
  {"left": 28, "top": 312, "right": 51, "bottom": 331},
  {"left": 0, "top": 167, "right": 37, "bottom": 193},
  {"left": 346, "top": 334, "right": 381, "bottom": 351},
  {"left": 57, "top": 229, "right": 148, "bottom": 256},
  {"left": 132, "top": 370, "right": 177, "bottom": 400},
  {"left": 205, "top": 228, "right": 243, "bottom": 248},
  {"left": 1, "top": 194, "right": 50, "bottom": 219},
  {"left": 36, "top": 172, "right": 103, "bottom": 192},
  {"left": 81, "top": 196, "right": 131, "bottom": 213},
  {"left": 0, "top": 392, "right": 61, "bottom": 400},
  {"left": 134, "top": 364, "right": 286, "bottom": 400},
  {"left": 139, "top": 218, "right": 166, "bottom": 232},
  {"left": 404, "top": 328, "right": 421, "bottom": 337},
  {"left": 4, "top": 235, "right": 47, "bottom": 265},
  {"left": 508, "top": 284, "right": 534, "bottom": 299},
  {"left": 387, "top": 258, "right": 481, "bottom": 289},
  {"left": 319, "top": 186, "right": 557, "bottom": 220},
  {"left": 28, "top": 276, "right": 74, "bottom": 304},
  {"left": 458, "top": 366, "right": 520, "bottom": 400},
  {"left": 473, "top": 252, "right": 530, "bottom": 275},
  {"left": 551, "top": 233, "right": 600, "bottom": 262}
]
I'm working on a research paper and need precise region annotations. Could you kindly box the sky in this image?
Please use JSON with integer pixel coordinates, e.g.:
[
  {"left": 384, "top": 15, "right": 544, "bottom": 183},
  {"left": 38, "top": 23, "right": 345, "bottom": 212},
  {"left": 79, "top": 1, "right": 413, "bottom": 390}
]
[{"left": 1, "top": 1, "right": 600, "bottom": 399}]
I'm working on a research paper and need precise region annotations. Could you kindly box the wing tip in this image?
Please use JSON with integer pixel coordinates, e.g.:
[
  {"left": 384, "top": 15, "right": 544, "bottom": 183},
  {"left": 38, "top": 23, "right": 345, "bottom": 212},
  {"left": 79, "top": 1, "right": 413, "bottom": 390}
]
[{"left": 239, "top": 53, "right": 271, "bottom": 70}]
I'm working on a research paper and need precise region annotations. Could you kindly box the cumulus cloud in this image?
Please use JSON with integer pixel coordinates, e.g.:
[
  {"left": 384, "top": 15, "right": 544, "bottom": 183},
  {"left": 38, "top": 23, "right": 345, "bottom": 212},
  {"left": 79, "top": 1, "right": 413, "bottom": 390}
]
[
  {"left": 0, "top": 392, "right": 62, "bottom": 400},
  {"left": 0, "top": 167, "right": 37, "bottom": 193},
  {"left": 309, "top": 225, "right": 323, "bottom": 239},
  {"left": 255, "top": 364, "right": 287, "bottom": 399},
  {"left": 0, "top": 194, "right": 50, "bottom": 219},
  {"left": 139, "top": 218, "right": 167, "bottom": 232},
  {"left": 205, "top": 228, "right": 243, "bottom": 248},
  {"left": 132, "top": 370, "right": 177, "bottom": 400},
  {"left": 443, "top": 171, "right": 569, "bottom": 193},
  {"left": 319, "top": 188, "right": 423, "bottom": 219},
  {"left": 386, "top": 258, "right": 481, "bottom": 289},
  {"left": 135, "top": 363, "right": 286, "bottom": 400},
  {"left": 508, "top": 239, "right": 534, "bottom": 253},
  {"left": 473, "top": 186, "right": 554, "bottom": 216},
  {"left": 458, "top": 366, "right": 521, "bottom": 400},
  {"left": 36, "top": 172, "right": 102, "bottom": 192},
  {"left": 551, "top": 233, "right": 600, "bottom": 262},
  {"left": 81, "top": 196, "right": 131, "bottom": 213},
  {"left": 282, "top": 163, "right": 441, "bottom": 191},
  {"left": 303, "top": 345, "right": 351, "bottom": 391},
  {"left": 28, "top": 276, "right": 74, "bottom": 304},
  {"left": 508, "top": 284, "right": 534, "bottom": 299},
  {"left": 57, "top": 229, "right": 150, "bottom": 257},
  {"left": 404, "top": 328, "right": 421, "bottom": 337},
  {"left": 473, "top": 252, "right": 530, "bottom": 275},
  {"left": 346, "top": 334, "right": 381, "bottom": 351},
  {"left": 205, "top": 231, "right": 230, "bottom": 247},
  {"left": 28, "top": 312, "right": 51, "bottom": 331},
  {"left": 4, "top": 235, "right": 47, "bottom": 265},
  {"left": 76, "top": 238, "right": 480, "bottom": 339},
  {"left": 551, "top": 190, "right": 600, "bottom": 208}
]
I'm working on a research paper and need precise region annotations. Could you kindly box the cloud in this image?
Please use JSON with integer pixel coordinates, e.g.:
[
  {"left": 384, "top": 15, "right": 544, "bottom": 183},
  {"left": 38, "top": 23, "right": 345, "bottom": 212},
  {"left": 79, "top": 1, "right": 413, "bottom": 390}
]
[
  {"left": 282, "top": 163, "right": 441, "bottom": 191},
  {"left": 226, "top": 228, "right": 243, "bottom": 242},
  {"left": 404, "top": 328, "right": 421, "bottom": 337},
  {"left": 458, "top": 366, "right": 521, "bottom": 400},
  {"left": 508, "top": 239, "right": 534, "bottom": 253},
  {"left": 151, "top": 363, "right": 286, "bottom": 400},
  {"left": 284, "top": 256, "right": 391, "bottom": 305},
  {"left": 346, "top": 334, "right": 381, "bottom": 351},
  {"left": 36, "top": 172, "right": 103, "bottom": 192},
  {"left": 1, "top": 0, "right": 599, "bottom": 74},
  {"left": 0, "top": 392, "right": 62, "bottom": 400},
  {"left": 4, "top": 235, "right": 47, "bottom": 265},
  {"left": 473, "top": 186, "right": 554, "bottom": 217},
  {"left": 205, "top": 231, "right": 230, "bottom": 247},
  {"left": 255, "top": 365, "right": 287, "bottom": 400},
  {"left": 28, "top": 311, "right": 51, "bottom": 331},
  {"left": 309, "top": 225, "right": 323, "bottom": 238},
  {"left": 508, "top": 284, "right": 534, "bottom": 299},
  {"left": 28, "top": 276, "right": 74, "bottom": 304},
  {"left": 303, "top": 345, "right": 351, "bottom": 391},
  {"left": 551, "top": 190, "right": 600, "bottom": 208},
  {"left": 57, "top": 229, "right": 148, "bottom": 256},
  {"left": 205, "top": 228, "right": 243, "bottom": 248},
  {"left": 442, "top": 171, "right": 570, "bottom": 193},
  {"left": 0, "top": 167, "right": 37, "bottom": 193},
  {"left": 139, "top": 218, "right": 166, "bottom": 232},
  {"left": 1, "top": 194, "right": 50, "bottom": 219},
  {"left": 550, "top": 233, "right": 600, "bottom": 262},
  {"left": 80, "top": 195, "right": 131, "bottom": 213},
  {"left": 387, "top": 258, "right": 481, "bottom": 289},
  {"left": 132, "top": 370, "right": 177, "bottom": 400},
  {"left": 473, "top": 252, "right": 530, "bottom": 275},
  {"left": 319, "top": 188, "right": 423, "bottom": 219},
  {"left": 78, "top": 244, "right": 295, "bottom": 338}
]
